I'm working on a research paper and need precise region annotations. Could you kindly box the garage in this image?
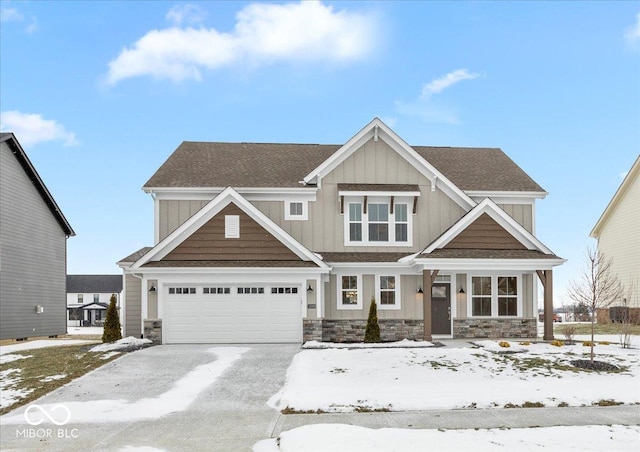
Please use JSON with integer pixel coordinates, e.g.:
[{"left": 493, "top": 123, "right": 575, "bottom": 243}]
[{"left": 164, "top": 284, "right": 303, "bottom": 343}]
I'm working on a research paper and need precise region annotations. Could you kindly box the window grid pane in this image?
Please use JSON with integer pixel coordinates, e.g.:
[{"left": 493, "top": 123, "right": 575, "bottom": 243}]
[{"left": 341, "top": 275, "right": 358, "bottom": 305}]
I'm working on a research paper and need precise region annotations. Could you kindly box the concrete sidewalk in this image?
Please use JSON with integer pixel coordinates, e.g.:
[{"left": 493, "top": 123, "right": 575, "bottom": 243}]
[{"left": 273, "top": 405, "right": 640, "bottom": 435}]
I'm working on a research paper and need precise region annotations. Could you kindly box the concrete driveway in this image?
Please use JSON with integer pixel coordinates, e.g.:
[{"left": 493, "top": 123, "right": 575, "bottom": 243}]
[{"left": 0, "top": 344, "right": 300, "bottom": 451}]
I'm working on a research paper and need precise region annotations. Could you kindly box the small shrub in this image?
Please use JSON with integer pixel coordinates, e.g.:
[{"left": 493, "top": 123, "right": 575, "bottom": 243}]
[
  {"left": 102, "top": 294, "right": 122, "bottom": 343},
  {"left": 558, "top": 402, "right": 569, "bottom": 407},
  {"left": 498, "top": 341, "right": 510, "bottom": 348},
  {"left": 519, "top": 341, "right": 531, "bottom": 346},
  {"left": 594, "top": 399, "right": 623, "bottom": 407},
  {"left": 550, "top": 340, "right": 564, "bottom": 347},
  {"left": 364, "top": 298, "right": 381, "bottom": 343},
  {"left": 561, "top": 324, "right": 577, "bottom": 345},
  {"left": 599, "top": 341, "right": 610, "bottom": 345},
  {"left": 582, "top": 341, "right": 596, "bottom": 347}
]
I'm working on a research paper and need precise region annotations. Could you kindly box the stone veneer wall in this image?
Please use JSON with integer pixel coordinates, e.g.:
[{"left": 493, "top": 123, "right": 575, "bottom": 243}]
[
  {"left": 452, "top": 318, "right": 537, "bottom": 338},
  {"left": 304, "top": 319, "right": 424, "bottom": 343},
  {"left": 143, "top": 319, "right": 162, "bottom": 345},
  {"left": 303, "top": 320, "right": 322, "bottom": 342}
]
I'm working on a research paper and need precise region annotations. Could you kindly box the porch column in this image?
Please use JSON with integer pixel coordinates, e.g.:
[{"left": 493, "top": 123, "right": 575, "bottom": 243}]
[
  {"left": 537, "top": 269, "right": 554, "bottom": 341},
  {"left": 422, "top": 269, "right": 439, "bottom": 342}
]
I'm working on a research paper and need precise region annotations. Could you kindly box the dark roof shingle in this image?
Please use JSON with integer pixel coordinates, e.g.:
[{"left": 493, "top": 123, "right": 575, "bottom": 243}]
[
  {"left": 143, "top": 142, "right": 543, "bottom": 193},
  {"left": 66, "top": 275, "right": 123, "bottom": 293}
]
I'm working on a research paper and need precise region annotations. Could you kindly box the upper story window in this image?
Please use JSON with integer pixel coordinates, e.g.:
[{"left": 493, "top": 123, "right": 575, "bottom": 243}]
[
  {"left": 344, "top": 197, "right": 412, "bottom": 246},
  {"left": 284, "top": 200, "right": 308, "bottom": 221},
  {"left": 93, "top": 294, "right": 99, "bottom": 303},
  {"left": 77, "top": 294, "right": 83, "bottom": 303}
]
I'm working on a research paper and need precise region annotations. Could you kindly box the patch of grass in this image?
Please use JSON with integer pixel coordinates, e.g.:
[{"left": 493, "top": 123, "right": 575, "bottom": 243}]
[
  {"left": 0, "top": 344, "right": 119, "bottom": 415},
  {"left": 550, "top": 340, "right": 564, "bottom": 347},
  {"left": 522, "top": 401, "right": 545, "bottom": 408},
  {"left": 554, "top": 323, "right": 640, "bottom": 335},
  {"left": 558, "top": 402, "right": 569, "bottom": 407},
  {"left": 594, "top": 399, "right": 623, "bottom": 407},
  {"left": 281, "top": 406, "right": 326, "bottom": 414},
  {"left": 330, "top": 367, "right": 347, "bottom": 374},
  {"left": 427, "top": 360, "right": 458, "bottom": 371},
  {"left": 354, "top": 406, "right": 391, "bottom": 413},
  {"left": 504, "top": 402, "right": 545, "bottom": 408}
]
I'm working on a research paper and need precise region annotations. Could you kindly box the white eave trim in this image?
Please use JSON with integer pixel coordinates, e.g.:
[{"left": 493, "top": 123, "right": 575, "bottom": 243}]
[
  {"left": 422, "top": 198, "right": 554, "bottom": 255},
  {"left": 414, "top": 258, "right": 567, "bottom": 271},
  {"left": 143, "top": 186, "right": 319, "bottom": 194},
  {"left": 590, "top": 154, "right": 640, "bottom": 238},
  {"left": 130, "top": 187, "right": 329, "bottom": 271},
  {"left": 465, "top": 190, "right": 548, "bottom": 199},
  {"left": 127, "top": 267, "right": 330, "bottom": 275},
  {"left": 302, "top": 117, "right": 476, "bottom": 210}
]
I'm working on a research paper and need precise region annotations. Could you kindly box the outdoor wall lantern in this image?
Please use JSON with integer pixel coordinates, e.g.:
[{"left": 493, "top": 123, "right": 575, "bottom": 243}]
[
  {"left": 149, "top": 284, "right": 156, "bottom": 293},
  {"left": 417, "top": 287, "right": 424, "bottom": 294},
  {"left": 307, "top": 284, "right": 314, "bottom": 293}
]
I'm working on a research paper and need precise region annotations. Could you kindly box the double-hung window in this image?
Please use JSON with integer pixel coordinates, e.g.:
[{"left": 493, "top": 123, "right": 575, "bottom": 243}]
[
  {"left": 368, "top": 203, "right": 389, "bottom": 241},
  {"left": 395, "top": 204, "right": 408, "bottom": 242},
  {"left": 338, "top": 275, "right": 361, "bottom": 310},
  {"left": 498, "top": 277, "right": 518, "bottom": 316},
  {"left": 377, "top": 275, "right": 400, "bottom": 309},
  {"left": 348, "top": 203, "right": 362, "bottom": 242},
  {"left": 345, "top": 198, "right": 411, "bottom": 246},
  {"left": 469, "top": 275, "right": 520, "bottom": 317},
  {"left": 471, "top": 276, "right": 492, "bottom": 316}
]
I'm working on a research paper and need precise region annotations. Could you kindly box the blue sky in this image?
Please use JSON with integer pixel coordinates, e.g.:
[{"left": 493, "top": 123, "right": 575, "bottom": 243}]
[{"left": 1, "top": 1, "right": 638, "bottom": 307}]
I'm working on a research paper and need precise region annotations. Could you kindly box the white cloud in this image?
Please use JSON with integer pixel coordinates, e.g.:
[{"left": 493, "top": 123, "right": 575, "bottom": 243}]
[
  {"left": 0, "top": 7, "right": 23, "bottom": 22},
  {"left": 420, "top": 69, "right": 480, "bottom": 99},
  {"left": 626, "top": 13, "right": 640, "bottom": 43},
  {"left": 0, "top": 111, "right": 78, "bottom": 147},
  {"left": 394, "top": 69, "right": 481, "bottom": 125},
  {"left": 166, "top": 3, "right": 207, "bottom": 26},
  {"left": 106, "top": 1, "right": 377, "bottom": 84}
]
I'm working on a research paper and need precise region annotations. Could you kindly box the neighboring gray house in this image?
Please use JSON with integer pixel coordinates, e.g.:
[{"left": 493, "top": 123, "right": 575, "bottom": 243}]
[
  {"left": 66, "top": 275, "right": 123, "bottom": 327},
  {"left": 118, "top": 118, "right": 564, "bottom": 344},
  {"left": 0, "top": 133, "right": 75, "bottom": 340}
]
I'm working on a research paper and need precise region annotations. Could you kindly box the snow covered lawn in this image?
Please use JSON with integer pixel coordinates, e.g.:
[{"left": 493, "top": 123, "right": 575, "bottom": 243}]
[
  {"left": 254, "top": 424, "right": 640, "bottom": 452},
  {"left": 272, "top": 340, "right": 640, "bottom": 412}
]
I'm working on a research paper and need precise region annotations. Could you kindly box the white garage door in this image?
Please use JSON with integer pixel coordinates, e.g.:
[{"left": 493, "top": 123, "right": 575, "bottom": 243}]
[{"left": 164, "top": 285, "right": 303, "bottom": 343}]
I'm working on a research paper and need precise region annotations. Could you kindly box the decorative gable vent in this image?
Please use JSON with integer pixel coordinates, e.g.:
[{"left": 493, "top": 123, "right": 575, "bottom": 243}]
[{"left": 225, "top": 215, "right": 240, "bottom": 238}]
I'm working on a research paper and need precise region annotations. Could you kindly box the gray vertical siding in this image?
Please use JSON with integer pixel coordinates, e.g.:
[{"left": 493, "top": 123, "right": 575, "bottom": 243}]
[
  {"left": 0, "top": 142, "right": 67, "bottom": 339},
  {"left": 158, "top": 200, "right": 207, "bottom": 241},
  {"left": 124, "top": 274, "right": 141, "bottom": 337},
  {"left": 498, "top": 204, "right": 533, "bottom": 233}
]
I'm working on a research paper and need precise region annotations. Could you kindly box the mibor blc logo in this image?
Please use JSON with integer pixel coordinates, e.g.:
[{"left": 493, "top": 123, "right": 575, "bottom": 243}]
[
  {"left": 24, "top": 404, "right": 71, "bottom": 426},
  {"left": 16, "top": 404, "right": 78, "bottom": 440}
]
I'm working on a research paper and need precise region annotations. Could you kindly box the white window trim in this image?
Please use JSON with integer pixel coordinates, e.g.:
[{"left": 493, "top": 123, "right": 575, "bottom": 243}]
[
  {"left": 466, "top": 273, "right": 522, "bottom": 318},
  {"left": 343, "top": 196, "right": 413, "bottom": 247},
  {"left": 337, "top": 274, "right": 363, "bottom": 310},
  {"left": 284, "top": 200, "right": 308, "bottom": 221},
  {"left": 375, "top": 274, "right": 401, "bottom": 310}
]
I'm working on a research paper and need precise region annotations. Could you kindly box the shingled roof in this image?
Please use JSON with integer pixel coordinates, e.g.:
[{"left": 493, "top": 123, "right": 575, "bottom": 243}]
[
  {"left": 67, "top": 275, "right": 123, "bottom": 294},
  {"left": 144, "top": 141, "right": 544, "bottom": 193}
]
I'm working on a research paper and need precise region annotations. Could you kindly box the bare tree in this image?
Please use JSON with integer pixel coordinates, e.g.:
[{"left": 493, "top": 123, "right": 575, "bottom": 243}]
[
  {"left": 618, "top": 280, "right": 637, "bottom": 349},
  {"left": 567, "top": 247, "right": 623, "bottom": 362}
]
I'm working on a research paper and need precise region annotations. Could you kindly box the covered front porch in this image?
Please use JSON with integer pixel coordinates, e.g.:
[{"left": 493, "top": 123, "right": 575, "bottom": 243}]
[{"left": 418, "top": 254, "right": 564, "bottom": 341}]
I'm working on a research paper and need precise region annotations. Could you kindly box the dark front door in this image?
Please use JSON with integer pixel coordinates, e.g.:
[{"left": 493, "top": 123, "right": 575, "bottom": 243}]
[{"left": 431, "top": 283, "right": 451, "bottom": 334}]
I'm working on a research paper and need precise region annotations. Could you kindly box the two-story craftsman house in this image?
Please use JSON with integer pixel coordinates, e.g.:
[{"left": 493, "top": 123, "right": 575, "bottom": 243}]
[{"left": 118, "top": 118, "right": 564, "bottom": 344}]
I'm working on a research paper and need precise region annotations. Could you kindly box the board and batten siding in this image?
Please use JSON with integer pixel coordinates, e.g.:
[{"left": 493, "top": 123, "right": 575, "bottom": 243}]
[
  {"left": 255, "top": 138, "right": 467, "bottom": 252},
  {"left": 597, "top": 171, "right": 640, "bottom": 308},
  {"left": 324, "top": 274, "right": 423, "bottom": 320},
  {"left": 0, "top": 142, "right": 67, "bottom": 340},
  {"left": 498, "top": 204, "right": 533, "bottom": 233},
  {"left": 124, "top": 274, "right": 142, "bottom": 337},
  {"left": 158, "top": 200, "right": 207, "bottom": 241}
]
